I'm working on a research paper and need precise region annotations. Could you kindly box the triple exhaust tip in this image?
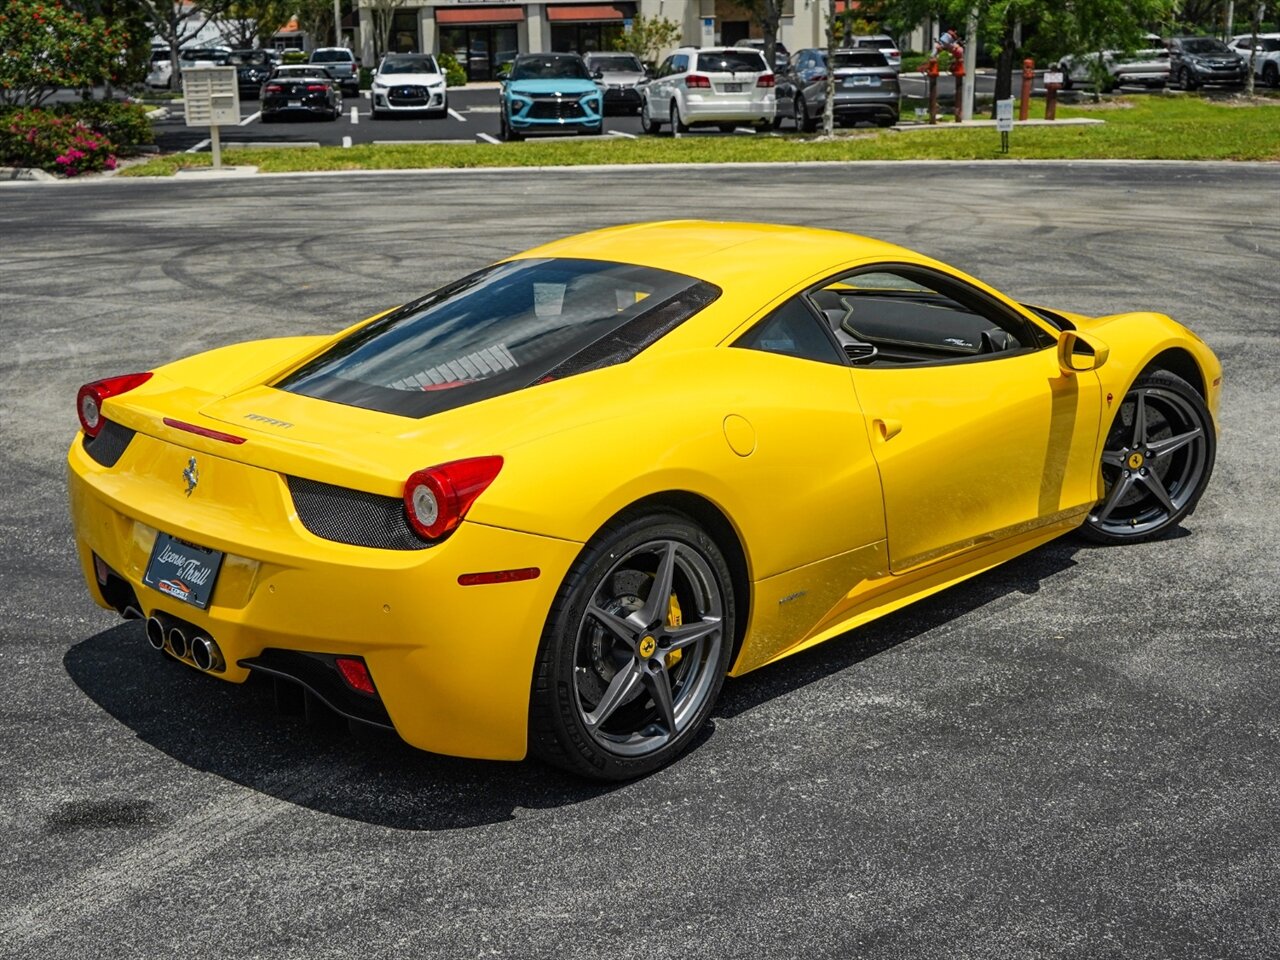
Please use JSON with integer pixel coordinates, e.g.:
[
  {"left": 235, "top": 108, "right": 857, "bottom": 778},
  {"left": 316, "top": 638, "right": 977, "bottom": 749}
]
[{"left": 145, "top": 615, "right": 223, "bottom": 671}]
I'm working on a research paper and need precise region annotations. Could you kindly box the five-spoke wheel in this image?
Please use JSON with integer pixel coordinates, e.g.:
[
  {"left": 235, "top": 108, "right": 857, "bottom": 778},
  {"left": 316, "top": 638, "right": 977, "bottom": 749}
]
[
  {"left": 530, "top": 510, "right": 734, "bottom": 779},
  {"left": 1083, "top": 370, "right": 1215, "bottom": 544}
]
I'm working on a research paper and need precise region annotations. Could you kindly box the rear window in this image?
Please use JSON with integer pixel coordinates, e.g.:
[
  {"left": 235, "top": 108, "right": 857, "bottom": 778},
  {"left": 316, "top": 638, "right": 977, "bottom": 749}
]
[
  {"left": 277, "top": 259, "right": 721, "bottom": 418},
  {"left": 312, "top": 49, "right": 354, "bottom": 63},
  {"left": 832, "top": 51, "right": 890, "bottom": 68},
  {"left": 697, "top": 51, "right": 768, "bottom": 73},
  {"left": 857, "top": 38, "right": 897, "bottom": 50},
  {"left": 382, "top": 55, "right": 439, "bottom": 74}
]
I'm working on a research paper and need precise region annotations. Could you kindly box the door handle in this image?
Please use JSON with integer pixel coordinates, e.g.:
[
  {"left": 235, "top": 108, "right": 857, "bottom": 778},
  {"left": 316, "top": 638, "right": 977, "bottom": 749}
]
[{"left": 873, "top": 418, "right": 903, "bottom": 442}]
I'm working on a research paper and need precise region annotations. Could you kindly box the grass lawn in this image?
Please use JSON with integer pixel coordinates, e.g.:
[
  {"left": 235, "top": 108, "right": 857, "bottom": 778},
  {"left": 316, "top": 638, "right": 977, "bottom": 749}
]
[{"left": 120, "top": 94, "right": 1280, "bottom": 177}]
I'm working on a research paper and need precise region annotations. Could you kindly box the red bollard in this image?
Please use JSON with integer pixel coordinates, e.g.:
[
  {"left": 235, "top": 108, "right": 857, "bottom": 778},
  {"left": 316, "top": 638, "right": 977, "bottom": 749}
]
[
  {"left": 1020, "top": 58, "right": 1034, "bottom": 121},
  {"left": 1045, "top": 81, "right": 1059, "bottom": 121}
]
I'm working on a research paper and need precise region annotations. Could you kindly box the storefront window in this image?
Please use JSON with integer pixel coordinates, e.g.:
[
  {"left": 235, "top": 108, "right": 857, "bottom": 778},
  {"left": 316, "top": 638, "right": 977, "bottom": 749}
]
[
  {"left": 550, "top": 22, "right": 625, "bottom": 54},
  {"left": 390, "top": 9, "right": 419, "bottom": 53}
]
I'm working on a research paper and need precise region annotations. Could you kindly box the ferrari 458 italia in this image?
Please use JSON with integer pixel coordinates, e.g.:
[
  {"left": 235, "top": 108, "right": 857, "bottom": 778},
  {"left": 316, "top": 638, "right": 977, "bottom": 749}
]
[{"left": 68, "top": 222, "right": 1220, "bottom": 779}]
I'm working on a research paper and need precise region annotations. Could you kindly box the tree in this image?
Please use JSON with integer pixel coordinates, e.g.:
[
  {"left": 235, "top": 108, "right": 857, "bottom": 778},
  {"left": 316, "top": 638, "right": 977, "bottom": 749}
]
[
  {"left": 206, "top": 0, "right": 294, "bottom": 49},
  {"left": 133, "top": 0, "right": 207, "bottom": 89},
  {"left": 367, "top": 0, "right": 408, "bottom": 60},
  {"left": 729, "top": 0, "right": 785, "bottom": 70},
  {"left": 295, "top": 0, "right": 333, "bottom": 51},
  {"left": 613, "top": 14, "right": 682, "bottom": 67},
  {"left": 0, "top": 0, "right": 124, "bottom": 105},
  {"left": 1045, "top": 0, "right": 1175, "bottom": 102}
]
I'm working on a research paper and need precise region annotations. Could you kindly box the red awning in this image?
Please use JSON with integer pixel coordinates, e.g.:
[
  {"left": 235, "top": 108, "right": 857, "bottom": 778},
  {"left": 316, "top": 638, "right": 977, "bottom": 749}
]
[
  {"left": 546, "top": 4, "right": 628, "bottom": 22},
  {"left": 436, "top": 5, "right": 525, "bottom": 24}
]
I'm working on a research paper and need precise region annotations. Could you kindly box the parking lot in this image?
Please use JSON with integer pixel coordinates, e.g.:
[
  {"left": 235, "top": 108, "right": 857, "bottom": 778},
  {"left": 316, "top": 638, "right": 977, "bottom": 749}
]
[
  {"left": 153, "top": 72, "right": 1112, "bottom": 151},
  {"left": 1, "top": 162, "right": 1278, "bottom": 958}
]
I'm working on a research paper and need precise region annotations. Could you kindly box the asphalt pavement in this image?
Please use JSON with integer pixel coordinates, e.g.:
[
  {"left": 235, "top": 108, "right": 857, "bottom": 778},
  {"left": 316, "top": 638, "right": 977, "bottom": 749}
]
[{"left": 1, "top": 163, "right": 1278, "bottom": 959}]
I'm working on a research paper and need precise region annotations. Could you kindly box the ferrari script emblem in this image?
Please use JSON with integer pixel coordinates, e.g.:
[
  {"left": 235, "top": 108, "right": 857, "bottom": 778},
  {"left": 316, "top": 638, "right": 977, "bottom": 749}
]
[
  {"left": 183, "top": 456, "right": 199, "bottom": 497},
  {"left": 639, "top": 636, "right": 657, "bottom": 659}
]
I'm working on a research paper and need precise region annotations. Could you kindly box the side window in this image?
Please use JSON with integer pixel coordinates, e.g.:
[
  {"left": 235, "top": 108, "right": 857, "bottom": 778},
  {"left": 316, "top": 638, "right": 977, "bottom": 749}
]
[
  {"left": 657, "top": 56, "right": 673, "bottom": 77},
  {"left": 734, "top": 297, "right": 845, "bottom": 365},
  {"left": 672, "top": 54, "right": 688, "bottom": 74},
  {"left": 807, "top": 267, "right": 1042, "bottom": 365}
]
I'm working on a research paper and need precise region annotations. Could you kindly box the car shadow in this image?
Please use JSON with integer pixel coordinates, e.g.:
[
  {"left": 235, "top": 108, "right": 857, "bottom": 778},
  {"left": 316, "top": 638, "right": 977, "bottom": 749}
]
[{"left": 64, "top": 537, "right": 1083, "bottom": 831}]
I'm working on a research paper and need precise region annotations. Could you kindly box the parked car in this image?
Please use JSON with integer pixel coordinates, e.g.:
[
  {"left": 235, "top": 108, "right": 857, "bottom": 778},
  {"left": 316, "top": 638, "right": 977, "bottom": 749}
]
[
  {"left": 848, "top": 34, "right": 902, "bottom": 71},
  {"left": 145, "top": 45, "right": 231, "bottom": 89},
  {"left": 1227, "top": 33, "right": 1280, "bottom": 87},
  {"left": 498, "top": 53, "right": 603, "bottom": 141},
  {"left": 227, "top": 49, "right": 274, "bottom": 98},
  {"left": 68, "top": 221, "right": 1221, "bottom": 778},
  {"left": 734, "top": 37, "right": 791, "bottom": 72},
  {"left": 1167, "top": 36, "right": 1248, "bottom": 89},
  {"left": 260, "top": 66, "right": 343, "bottom": 122},
  {"left": 1057, "top": 34, "right": 1169, "bottom": 90},
  {"left": 583, "top": 51, "right": 648, "bottom": 115},
  {"left": 776, "top": 48, "right": 899, "bottom": 131},
  {"left": 309, "top": 47, "right": 360, "bottom": 95},
  {"left": 640, "top": 47, "right": 775, "bottom": 135},
  {"left": 370, "top": 53, "right": 448, "bottom": 118}
]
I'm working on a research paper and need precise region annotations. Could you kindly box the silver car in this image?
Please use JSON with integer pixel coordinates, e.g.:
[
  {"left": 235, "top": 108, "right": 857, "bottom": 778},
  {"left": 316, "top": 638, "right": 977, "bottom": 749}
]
[
  {"left": 1058, "top": 35, "right": 1169, "bottom": 91},
  {"left": 583, "top": 52, "right": 647, "bottom": 115},
  {"left": 1227, "top": 33, "right": 1280, "bottom": 87}
]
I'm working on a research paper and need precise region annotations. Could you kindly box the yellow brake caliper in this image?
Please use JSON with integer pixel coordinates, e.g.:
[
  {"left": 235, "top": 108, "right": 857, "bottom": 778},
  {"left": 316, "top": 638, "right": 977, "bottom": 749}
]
[{"left": 665, "top": 593, "right": 683, "bottom": 669}]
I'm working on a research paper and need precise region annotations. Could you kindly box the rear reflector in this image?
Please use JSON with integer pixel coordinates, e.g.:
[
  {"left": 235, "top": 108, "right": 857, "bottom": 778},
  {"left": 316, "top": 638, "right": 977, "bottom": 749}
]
[
  {"left": 457, "top": 567, "right": 541, "bottom": 586},
  {"left": 163, "top": 418, "right": 247, "bottom": 445},
  {"left": 335, "top": 657, "right": 376, "bottom": 695}
]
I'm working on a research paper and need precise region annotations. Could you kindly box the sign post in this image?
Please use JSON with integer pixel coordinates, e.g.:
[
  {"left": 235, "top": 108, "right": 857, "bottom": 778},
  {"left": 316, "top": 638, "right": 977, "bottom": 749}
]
[
  {"left": 181, "top": 66, "right": 240, "bottom": 169},
  {"left": 995, "top": 98, "right": 1013, "bottom": 153}
]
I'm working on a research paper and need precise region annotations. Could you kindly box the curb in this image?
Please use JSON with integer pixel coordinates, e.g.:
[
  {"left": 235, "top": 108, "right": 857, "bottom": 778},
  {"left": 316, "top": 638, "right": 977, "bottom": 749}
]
[{"left": 0, "top": 166, "right": 54, "bottom": 182}]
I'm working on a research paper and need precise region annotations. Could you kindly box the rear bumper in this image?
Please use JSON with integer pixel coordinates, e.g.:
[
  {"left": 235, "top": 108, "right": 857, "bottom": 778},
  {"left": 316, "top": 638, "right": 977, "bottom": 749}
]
[
  {"left": 68, "top": 433, "right": 583, "bottom": 761},
  {"left": 262, "top": 95, "right": 334, "bottom": 116},
  {"left": 681, "top": 95, "right": 775, "bottom": 124}
]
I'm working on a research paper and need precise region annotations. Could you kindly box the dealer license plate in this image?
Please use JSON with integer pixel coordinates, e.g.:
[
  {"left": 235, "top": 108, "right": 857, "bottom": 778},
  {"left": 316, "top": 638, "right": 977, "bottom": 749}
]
[
  {"left": 143, "top": 532, "right": 224, "bottom": 610},
  {"left": 722, "top": 82, "right": 744, "bottom": 92},
  {"left": 288, "top": 100, "right": 302, "bottom": 107}
]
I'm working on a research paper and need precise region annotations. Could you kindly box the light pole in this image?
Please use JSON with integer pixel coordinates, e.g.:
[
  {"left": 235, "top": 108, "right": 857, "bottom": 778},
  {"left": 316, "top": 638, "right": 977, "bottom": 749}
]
[
  {"left": 333, "top": 0, "right": 343, "bottom": 47},
  {"left": 961, "top": 7, "right": 978, "bottom": 121}
]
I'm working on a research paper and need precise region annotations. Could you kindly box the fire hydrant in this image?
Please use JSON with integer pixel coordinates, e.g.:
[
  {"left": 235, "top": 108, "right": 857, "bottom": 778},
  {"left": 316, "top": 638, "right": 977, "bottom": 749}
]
[{"left": 925, "top": 57, "right": 940, "bottom": 124}]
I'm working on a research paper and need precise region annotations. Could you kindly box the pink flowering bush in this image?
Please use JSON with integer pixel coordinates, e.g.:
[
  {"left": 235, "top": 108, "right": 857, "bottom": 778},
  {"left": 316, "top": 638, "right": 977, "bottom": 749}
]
[{"left": 0, "top": 108, "right": 118, "bottom": 176}]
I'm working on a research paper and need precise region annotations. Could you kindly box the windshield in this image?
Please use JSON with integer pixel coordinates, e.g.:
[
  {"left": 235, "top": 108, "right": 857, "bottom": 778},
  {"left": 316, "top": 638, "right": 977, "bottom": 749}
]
[
  {"left": 697, "top": 51, "right": 768, "bottom": 73},
  {"left": 511, "top": 56, "right": 591, "bottom": 80},
  {"left": 277, "top": 258, "right": 720, "bottom": 418},
  {"left": 587, "top": 55, "right": 643, "bottom": 72},
  {"left": 312, "top": 49, "right": 354, "bottom": 63},
  {"left": 832, "top": 51, "right": 889, "bottom": 68},
  {"left": 1182, "top": 38, "right": 1230, "bottom": 54},
  {"left": 381, "top": 55, "right": 438, "bottom": 74},
  {"left": 228, "top": 51, "right": 271, "bottom": 66}
]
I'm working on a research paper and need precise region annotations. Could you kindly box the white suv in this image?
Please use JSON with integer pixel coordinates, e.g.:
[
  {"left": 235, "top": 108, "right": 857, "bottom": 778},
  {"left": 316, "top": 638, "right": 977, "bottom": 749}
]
[{"left": 640, "top": 47, "right": 775, "bottom": 134}]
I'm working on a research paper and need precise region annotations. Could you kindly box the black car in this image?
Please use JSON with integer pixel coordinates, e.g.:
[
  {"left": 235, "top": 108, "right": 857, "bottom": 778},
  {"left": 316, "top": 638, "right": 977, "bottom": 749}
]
[
  {"left": 776, "top": 48, "right": 899, "bottom": 131},
  {"left": 260, "top": 66, "right": 343, "bottom": 122},
  {"left": 1168, "top": 36, "right": 1247, "bottom": 89},
  {"left": 228, "top": 49, "right": 274, "bottom": 98}
]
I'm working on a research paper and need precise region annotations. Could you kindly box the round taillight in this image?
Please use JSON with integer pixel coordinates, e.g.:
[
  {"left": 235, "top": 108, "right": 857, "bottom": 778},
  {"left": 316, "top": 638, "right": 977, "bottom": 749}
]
[
  {"left": 75, "top": 372, "right": 152, "bottom": 438},
  {"left": 403, "top": 457, "right": 503, "bottom": 542}
]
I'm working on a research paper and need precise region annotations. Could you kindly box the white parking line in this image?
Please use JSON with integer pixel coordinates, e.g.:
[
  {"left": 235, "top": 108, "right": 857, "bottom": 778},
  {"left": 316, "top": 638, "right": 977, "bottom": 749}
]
[
  {"left": 185, "top": 138, "right": 209, "bottom": 153},
  {"left": 448, "top": 107, "right": 466, "bottom": 122},
  {"left": 350, "top": 105, "right": 360, "bottom": 124},
  {"left": 342, "top": 135, "right": 352, "bottom": 148},
  {"left": 476, "top": 132, "right": 501, "bottom": 144},
  {"left": 608, "top": 130, "right": 637, "bottom": 139},
  {"left": 238, "top": 111, "right": 260, "bottom": 126}
]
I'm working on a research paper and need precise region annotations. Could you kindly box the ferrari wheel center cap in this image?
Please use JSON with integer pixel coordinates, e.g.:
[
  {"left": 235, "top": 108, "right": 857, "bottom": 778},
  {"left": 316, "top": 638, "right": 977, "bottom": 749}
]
[
  {"left": 1128, "top": 451, "right": 1145, "bottom": 469},
  {"left": 639, "top": 636, "right": 657, "bottom": 659}
]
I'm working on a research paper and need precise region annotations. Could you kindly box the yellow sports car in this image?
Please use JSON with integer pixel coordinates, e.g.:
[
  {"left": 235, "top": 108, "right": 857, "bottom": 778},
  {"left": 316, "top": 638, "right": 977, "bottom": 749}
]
[{"left": 68, "top": 222, "right": 1220, "bottom": 779}]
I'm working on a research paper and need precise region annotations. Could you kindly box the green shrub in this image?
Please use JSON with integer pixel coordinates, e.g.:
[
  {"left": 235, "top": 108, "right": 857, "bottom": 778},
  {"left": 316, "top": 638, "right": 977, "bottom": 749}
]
[
  {"left": 0, "top": 107, "right": 118, "bottom": 175},
  {"left": 437, "top": 52, "right": 467, "bottom": 87},
  {"left": 359, "top": 66, "right": 374, "bottom": 89},
  {"left": 55, "top": 100, "right": 153, "bottom": 146},
  {"left": 282, "top": 49, "right": 308, "bottom": 64}
]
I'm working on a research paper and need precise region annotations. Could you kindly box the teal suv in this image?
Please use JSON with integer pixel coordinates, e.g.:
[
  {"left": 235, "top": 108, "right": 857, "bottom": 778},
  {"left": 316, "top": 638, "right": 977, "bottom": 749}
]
[{"left": 499, "top": 53, "right": 603, "bottom": 141}]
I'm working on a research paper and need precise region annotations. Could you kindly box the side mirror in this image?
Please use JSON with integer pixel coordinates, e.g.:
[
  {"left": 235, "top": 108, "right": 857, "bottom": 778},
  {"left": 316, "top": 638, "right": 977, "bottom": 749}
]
[
  {"left": 497, "top": 67, "right": 511, "bottom": 81},
  {"left": 1056, "top": 330, "right": 1110, "bottom": 374},
  {"left": 592, "top": 69, "right": 604, "bottom": 80}
]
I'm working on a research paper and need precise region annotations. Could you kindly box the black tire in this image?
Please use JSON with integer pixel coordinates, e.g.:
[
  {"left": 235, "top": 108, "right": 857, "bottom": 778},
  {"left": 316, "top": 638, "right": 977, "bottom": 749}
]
[
  {"left": 500, "top": 111, "right": 520, "bottom": 141},
  {"left": 772, "top": 114, "right": 783, "bottom": 129},
  {"left": 797, "top": 95, "right": 816, "bottom": 133},
  {"left": 371, "top": 106, "right": 383, "bottom": 120},
  {"left": 1180, "top": 67, "right": 1200, "bottom": 91},
  {"left": 639, "top": 97, "right": 662, "bottom": 134},
  {"left": 528, "top": 508, "right": 736, "bottom": 780},
  {"left": 670, "top": 101, "right": 688, "bottom": 134},
  {"left": 718, "top": 122, "right": 737, "bottom": 133},
  {"left": 752, "top": 118, "right": 772, "bottom": 132},
  {"left": 1080, "top": 369, "right": 1215, "bottom": 545},
  {"left": 877, "top": 113, "right": 897, "bottom": 128},
  {"left": 1264, "top": 63, "right": 1279, "bottom": 88}
]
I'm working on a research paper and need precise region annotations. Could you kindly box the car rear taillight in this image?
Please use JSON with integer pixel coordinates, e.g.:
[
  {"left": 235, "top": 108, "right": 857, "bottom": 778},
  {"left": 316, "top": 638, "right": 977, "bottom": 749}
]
[
  {"left": 811, "top": 74, "right": 828, "bottom": 84},
  {"left": 757, "top": 73, "right": 775, "bottom": 87},
  {"left": 685, "top": 74, "right": 712, "bottom": 88},
  {"left": 264, "top": 83, "right": 282, "bottom": 93},
  {"left": 77, "top": 372, "right": 152, "bottom": 438},
  {"left": 305, "top": 83, "right": 327, "bottom": 91},
  {"left": 403, "top": 456, "right": 503, "bottom": 541}
]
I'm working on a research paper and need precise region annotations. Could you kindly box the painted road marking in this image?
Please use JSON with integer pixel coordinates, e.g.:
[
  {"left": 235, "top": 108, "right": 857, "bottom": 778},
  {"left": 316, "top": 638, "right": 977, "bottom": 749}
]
[
  {"left": 342, "top": 135, "right": 352, "bottom": 148},
  {"left": 608, "top": 130, "right": 637, "bottom": 139},
  {"left": 475, "top": 132, "right": 501, "bottom": 144},
  {"left": 448, "top": 107, "right": 466, "bottom": 122},
  {"left": 238, "top": 111, "right": 260, "bottom": 126},
  {"left": 350, "top": 105, "right": 359, "bottom": 124},
  {"left": 185, "top": 138, "right": 210, "bottom": 153}
]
